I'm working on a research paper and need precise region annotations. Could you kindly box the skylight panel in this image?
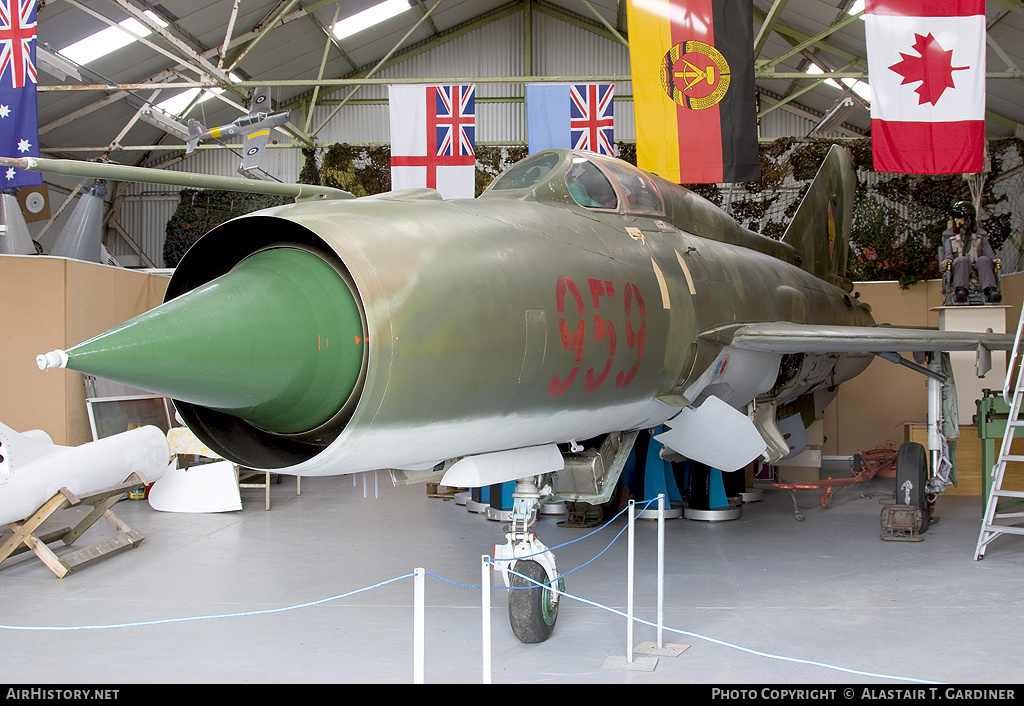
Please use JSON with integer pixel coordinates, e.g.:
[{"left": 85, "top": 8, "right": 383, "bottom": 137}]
[
  {"left": 333, "top": 0, "right": 412, "bottom": 41},
  {"left": 155, "top": 73, "right": 242, "bottom": 118},
  {"left": 805, "top": 63, "right": 871, "bottom": 103},
  {"left": 156, "top": 88, "right": 206, "bottom": 118},
  {"left": 60, "top": 11, "right": 168, "bottom": 65}
]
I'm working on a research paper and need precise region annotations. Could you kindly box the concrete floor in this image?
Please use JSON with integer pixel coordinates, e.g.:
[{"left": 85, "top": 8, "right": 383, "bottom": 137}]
[{"left": 1, "top": 467, "right": 1022, "bottom": 685}]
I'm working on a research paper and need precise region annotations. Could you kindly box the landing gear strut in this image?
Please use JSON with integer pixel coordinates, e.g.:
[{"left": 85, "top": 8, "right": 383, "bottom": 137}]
[
  {"left": 493, "top": 475, "right": 564, "bottom": 643},
  {"left": 878, "top": 352, "right": 956, "bottom": 535}
]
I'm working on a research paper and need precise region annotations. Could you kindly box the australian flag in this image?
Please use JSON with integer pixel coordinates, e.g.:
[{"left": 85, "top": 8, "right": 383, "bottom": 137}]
[
  {"left": 526, "top": 82, "right": 614, "bottom": 156},
  {"left": 0, "top": 0, "right": 42, "bottom": 188},
  {"left": 435, "top": 84, "right": 475, "bottom": 158}
]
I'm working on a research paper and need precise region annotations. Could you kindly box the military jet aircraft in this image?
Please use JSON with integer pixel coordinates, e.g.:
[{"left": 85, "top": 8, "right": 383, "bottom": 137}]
[
  {"left": 7, "top": 147, "right": 1013, "bottom": 643},
  {"left": 185, "top": 87, "right": 292, "bottom": 171}
]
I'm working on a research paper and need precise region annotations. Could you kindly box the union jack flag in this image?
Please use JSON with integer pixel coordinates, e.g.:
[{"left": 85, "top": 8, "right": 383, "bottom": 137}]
[
  {"left": 570, "top": 83, "right": 614, "bottom": 155},
  {"left": 0, "top": 0, "right": 37, "bottom": 89},
  {"left": 390, "top": 84, "right": 475, "bottom": 199},
  {"left": 435, "top": 84, "right": 475, "bottom": 157}
]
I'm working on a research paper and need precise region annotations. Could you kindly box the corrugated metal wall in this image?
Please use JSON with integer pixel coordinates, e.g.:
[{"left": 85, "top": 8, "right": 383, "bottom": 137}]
[{"left": 758, "top": 108, "right": 818, "bottom": 141}]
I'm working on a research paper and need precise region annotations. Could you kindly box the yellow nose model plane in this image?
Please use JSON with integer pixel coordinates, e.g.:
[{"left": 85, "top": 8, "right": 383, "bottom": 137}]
[{"left": 185, "top": 87, "right": 293, "bottom": 171}]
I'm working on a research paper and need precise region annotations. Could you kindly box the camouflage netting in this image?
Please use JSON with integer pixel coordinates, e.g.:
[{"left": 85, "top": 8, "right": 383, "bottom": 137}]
[
  {"left": 163, "top": 148, "right": 323, "bottom": 267},
  {"left": 707, "top": 137, "right": 1024, "bottom": 288},
  {"left": 164, "top": 138, "right": 1024, "bottom": 287},
  {"left": 163, "top": 189, "right": 290, "bottom": 267},
  {"left": 319, "top": 143, "right": 390, "bottom": 196}
]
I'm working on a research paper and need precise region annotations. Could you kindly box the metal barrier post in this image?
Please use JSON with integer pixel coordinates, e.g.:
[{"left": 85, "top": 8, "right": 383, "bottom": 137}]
[
  {"left": 627, "top": 499, "right": 635, "bottom": 663},
  {"left": 482, "top": 555, "right": 492, "bottom": 684},
  {"left": 658, "top": 493, "right": 665, "bottom": 649},
  {"left": 414, "top": 567, "right": 424, "bottom": 683}
]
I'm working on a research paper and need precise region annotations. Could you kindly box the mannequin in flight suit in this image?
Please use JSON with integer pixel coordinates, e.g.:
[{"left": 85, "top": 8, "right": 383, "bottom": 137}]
[{"left": 941, "top": 200, "right": 1000, "bottom": 304}]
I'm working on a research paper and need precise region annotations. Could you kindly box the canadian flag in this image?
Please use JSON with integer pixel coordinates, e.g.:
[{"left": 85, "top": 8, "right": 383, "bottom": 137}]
[{"left": 865, "top": 0, "right": 986, "bottom": 174}]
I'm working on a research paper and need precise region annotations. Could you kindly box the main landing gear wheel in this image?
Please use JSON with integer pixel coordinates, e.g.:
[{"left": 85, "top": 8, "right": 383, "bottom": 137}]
[
  {"left": 508, "top": 559, "right": 566, "bottom": 644},
  {"left": 896, "top": 441, "right": 931, "bottom": 533}
]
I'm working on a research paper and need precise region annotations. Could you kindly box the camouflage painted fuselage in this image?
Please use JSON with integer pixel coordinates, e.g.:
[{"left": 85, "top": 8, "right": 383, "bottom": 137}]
[{"left": 160, "top": 149, "right": 873, "bottom": 472}]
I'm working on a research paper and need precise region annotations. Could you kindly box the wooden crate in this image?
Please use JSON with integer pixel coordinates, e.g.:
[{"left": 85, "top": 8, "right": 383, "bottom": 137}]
[{"left": 905, "top": 424, "right": 1024, "bottom": 496}]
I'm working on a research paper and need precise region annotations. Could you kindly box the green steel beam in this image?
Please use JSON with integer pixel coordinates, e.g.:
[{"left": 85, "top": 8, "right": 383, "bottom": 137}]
[
  {"left": 283, "top": 1, "right": 523, "bottom": 115},
  {"left": 40, "top": 75, "right": 633, "bottom": 92},
  {"left": 751, "top": 5, "right": 866, "bottom": 70},
  {"left": 762, "top": 10, "right": 864, "bottom": 71},
  {"left": 533, "top": 0, "right": 628, "bottom": 44},
  {"left": 754, "top": 0, "right": 788, "bottom": 59},
  {"left": 758, "top": 61, "right": 858, "bottom": 119},
  {"left": 578, "top": 0, "right": 628, "bottom": 46},
  {"left": 312, "top": 0, "right": 444, "bottom": 136}
]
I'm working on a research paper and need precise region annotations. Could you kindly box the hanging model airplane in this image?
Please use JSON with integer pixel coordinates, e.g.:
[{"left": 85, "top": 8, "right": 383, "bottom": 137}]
[
  {"left": 4, "top": 147, "right": 1013, "bottom": 643},
  {"left": 185, "top": 87, "right": 293, "bottom": 171}
]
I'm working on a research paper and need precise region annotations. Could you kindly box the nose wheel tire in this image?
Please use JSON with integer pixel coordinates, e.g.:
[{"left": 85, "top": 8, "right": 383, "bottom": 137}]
[{"left": 508, "top": 559, "right": 565, "bottom": 644}]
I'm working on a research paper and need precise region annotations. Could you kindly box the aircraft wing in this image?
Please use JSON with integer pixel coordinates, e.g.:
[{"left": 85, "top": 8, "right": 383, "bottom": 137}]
[
  {"left": 703, "top": 321, "right": 1015, "bottom": 354},
  {"left": 240, "top": 130, "right": 270, "bottom": 170}
]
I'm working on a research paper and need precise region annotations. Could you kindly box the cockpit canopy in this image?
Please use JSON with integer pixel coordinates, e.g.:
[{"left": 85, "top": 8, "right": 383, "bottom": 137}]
[
  {"left": 480, "top": 148, "right": 799, "bottom": 268},
  {"left": 483, "top": 149, "right": 666, "bottom": 216}
]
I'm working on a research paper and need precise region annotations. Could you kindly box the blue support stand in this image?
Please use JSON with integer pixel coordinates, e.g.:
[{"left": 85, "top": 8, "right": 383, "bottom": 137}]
[
  {"left": 627, "top": 427, "right": 684, "bottom": 519},
  {"left": 708, "top": 468, "right": 729, "bottom": 509}
]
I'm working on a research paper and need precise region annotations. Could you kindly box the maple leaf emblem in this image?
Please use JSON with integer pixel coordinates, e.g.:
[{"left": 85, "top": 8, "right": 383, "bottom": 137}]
[{"left": 888, "top": 33, "right": 969, "bottom": 106}]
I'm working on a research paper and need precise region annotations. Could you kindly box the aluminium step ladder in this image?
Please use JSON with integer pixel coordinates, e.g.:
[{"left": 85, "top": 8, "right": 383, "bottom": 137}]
[{"left": 975, "top": 306, "right": 1024, "bottom": 560}]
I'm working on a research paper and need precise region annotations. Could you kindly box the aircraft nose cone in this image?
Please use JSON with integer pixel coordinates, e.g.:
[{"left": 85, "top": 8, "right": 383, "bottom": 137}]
[{"left": 50, "top": 247, "right": 365, "bottom": 435}]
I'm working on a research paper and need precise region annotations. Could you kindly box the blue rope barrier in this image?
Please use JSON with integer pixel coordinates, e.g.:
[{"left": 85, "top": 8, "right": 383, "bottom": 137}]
[
  {"left": 0, "top": 494, "right": 938, "bottom": 683},
  {"left": 0, "top": 573, "right": 415, "bottom": 631}
]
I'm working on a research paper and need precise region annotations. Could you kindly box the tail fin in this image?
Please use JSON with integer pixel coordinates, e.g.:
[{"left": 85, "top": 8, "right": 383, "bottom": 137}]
[
  {"left": 782, "top": 145, "right": 856, "bottom": 290},
  {"left": 186, "top": 119, "right": 203, "bottom": 155},
  {"left": 0, "top": 419, "right": 171, "bottom": 525},
  {"left": 250, "top": 87, "right": 270, "bottom": 116},
  {"left": 0, "top": 420, "right": 55, "bottom": 467}
]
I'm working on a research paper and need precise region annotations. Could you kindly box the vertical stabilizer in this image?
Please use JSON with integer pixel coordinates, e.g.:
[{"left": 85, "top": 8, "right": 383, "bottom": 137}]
[
  {"left": 186, "top": 119, "right": 203, "bottom": 154},
  {"left": 49, "top": 182, "right": 106, "bottom": 263},
  {"left": 250, "top": 87, "right": 270, "bottom": 116},
  {"left": 0, "top": 192, "right": 35, "bottom": 255},
  {"left": 782, "top": 145, "right": 856, "bottom": 289}
]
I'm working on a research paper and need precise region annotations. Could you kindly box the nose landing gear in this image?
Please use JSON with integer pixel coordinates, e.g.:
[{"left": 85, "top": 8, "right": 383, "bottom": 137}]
[{"left": 492, "top": 475, "right": 565, "bottom": 643}]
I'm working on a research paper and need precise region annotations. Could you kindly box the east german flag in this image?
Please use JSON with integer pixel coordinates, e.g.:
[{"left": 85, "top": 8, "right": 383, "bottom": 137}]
[{"left": 627, "top": 0, "right": 760, "bottom": 184}]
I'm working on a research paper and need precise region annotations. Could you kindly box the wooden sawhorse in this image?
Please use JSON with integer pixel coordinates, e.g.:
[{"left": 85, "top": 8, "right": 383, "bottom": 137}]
[
  {"left": 236, "top": 468, "right": 301, "bottom": 511},
  {"left": 0, "top": 476, "right": 148, "bottom": 578}
]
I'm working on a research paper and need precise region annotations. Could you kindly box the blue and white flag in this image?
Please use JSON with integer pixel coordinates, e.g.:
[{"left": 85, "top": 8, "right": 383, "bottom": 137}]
[
  {"left": 526, "top": 82, "right": 614, "bottom": 156},
  {"left": 0, "top": 0, "right": 42, "bottom": 188}
]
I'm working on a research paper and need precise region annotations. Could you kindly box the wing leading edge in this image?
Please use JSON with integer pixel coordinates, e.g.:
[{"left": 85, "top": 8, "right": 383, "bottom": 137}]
[{"left": 707, "top": 322, "right": 1014, "bottom": 355}]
